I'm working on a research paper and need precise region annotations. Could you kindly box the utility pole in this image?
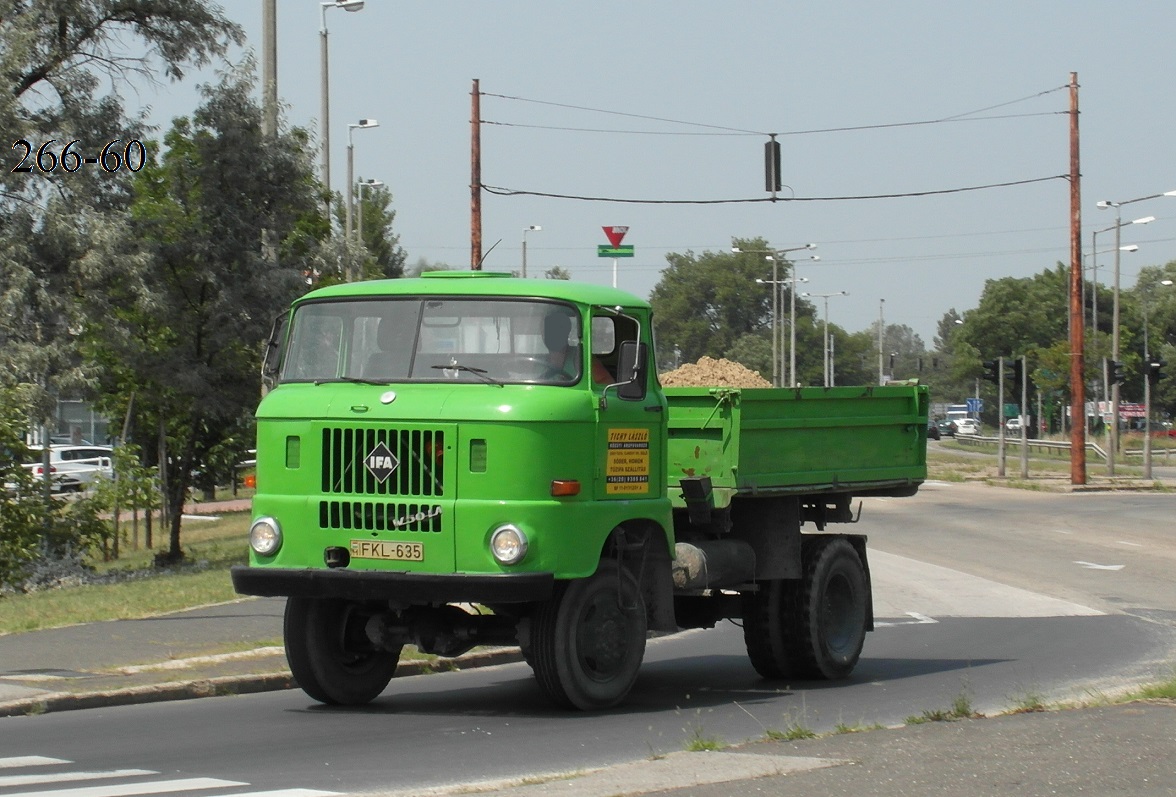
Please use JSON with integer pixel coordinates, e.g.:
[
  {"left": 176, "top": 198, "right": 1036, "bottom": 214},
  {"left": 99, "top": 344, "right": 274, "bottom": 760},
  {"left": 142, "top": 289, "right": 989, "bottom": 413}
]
[
  {"left": 470, "top": 79, "right": 482, "bottom": 269},
  {"left": 261, "top": 0, "right": 277, "bottom": 137},
  {"left": 878, "top": 299, "right": 885, "bottom": 385},
  {"left": 1067, "top": 71, "right": 1086, "bottom": 485}
]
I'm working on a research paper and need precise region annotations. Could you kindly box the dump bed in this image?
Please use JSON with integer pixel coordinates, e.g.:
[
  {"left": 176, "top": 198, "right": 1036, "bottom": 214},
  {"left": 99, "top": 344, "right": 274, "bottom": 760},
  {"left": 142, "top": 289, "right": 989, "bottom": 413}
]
[{"left": 664, "top": 384, "right": 928, "bottom": 508}]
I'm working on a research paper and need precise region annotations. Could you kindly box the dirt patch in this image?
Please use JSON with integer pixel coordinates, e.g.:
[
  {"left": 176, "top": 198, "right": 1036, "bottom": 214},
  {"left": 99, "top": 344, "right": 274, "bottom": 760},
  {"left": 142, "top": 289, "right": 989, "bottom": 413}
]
[{"left": 659, "top": 356, "right": 772, "bottom": 388}]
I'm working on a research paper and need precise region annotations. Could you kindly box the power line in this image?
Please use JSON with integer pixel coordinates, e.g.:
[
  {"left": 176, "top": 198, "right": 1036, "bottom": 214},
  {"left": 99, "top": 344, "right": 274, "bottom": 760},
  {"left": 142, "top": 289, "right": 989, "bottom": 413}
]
[
  {"left": 482, "top": 111, "right": 1062, "bottom": 138},
  {"left": 482, "top": 174, "right": 1068, "bottom": 205},
  {"left": 481, "top": 85, "right": 1068, "bottom": 138}
]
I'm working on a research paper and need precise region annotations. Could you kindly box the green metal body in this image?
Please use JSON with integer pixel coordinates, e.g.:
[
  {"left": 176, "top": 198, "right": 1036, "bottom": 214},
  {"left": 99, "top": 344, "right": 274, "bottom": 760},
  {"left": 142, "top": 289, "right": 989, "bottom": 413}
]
[
  {"left": 233, "top": 274, "right": 928, "bottom": 606},
  {"left": 665, "top": 385, "right": 928, "bottom": 509}
]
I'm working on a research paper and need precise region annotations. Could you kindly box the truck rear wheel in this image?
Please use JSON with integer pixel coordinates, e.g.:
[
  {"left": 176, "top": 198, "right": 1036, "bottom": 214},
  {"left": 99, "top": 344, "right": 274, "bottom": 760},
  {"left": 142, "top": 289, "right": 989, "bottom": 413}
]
[
  {"left": 284, "top": 597, "right": 401, "bottom": 705},
  {"left": 742, "top": 536, "right": 867, "bottom": 681},
  {"left": 528, "top": 561, "right": 647, "bottom": 710}
]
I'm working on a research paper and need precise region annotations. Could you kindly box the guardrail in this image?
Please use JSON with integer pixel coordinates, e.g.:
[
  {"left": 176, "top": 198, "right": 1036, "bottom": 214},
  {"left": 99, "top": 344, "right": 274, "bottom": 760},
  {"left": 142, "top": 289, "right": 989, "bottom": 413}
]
[{"left": 953, "top": 434, "right": 1108, "bottom": 462}]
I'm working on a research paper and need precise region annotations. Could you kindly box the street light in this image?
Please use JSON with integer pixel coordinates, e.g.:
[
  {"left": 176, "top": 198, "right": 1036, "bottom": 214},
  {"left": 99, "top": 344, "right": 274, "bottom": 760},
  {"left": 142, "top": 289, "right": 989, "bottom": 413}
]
[
  {"left": 1096, "top": 190, "right": 1175, "bottom": 474},
  {"left": 522, "top": 225, "right": 541, "bottom": 278},
  {"left": 733, "top": 244, "right": 817, "bottom": 386},
  {"left": 356, "top": 178, "right": 383, "bottom": 255},
  {"left": 757, "top": 274, "right": 809, "bottom": 385},
  {"left": 319, "top": 0, "right": 364, "bottom": 212},
  {"left": 1143, "top": 278, "right": 1174, "bottom": 479},
  {"left": 801, "top": 290, "right": 849, "bottom": 387},
  {"left": 345, "top": 118, "right": 379, "bottom": 279},
  {"left": 1085, "top": 242, "right": 1140, "bottom": 433}
]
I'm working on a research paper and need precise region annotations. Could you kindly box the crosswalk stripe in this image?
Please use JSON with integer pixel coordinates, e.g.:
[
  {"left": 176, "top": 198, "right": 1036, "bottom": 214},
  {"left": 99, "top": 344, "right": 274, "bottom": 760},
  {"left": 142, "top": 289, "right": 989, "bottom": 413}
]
[
  {"left": 1, "top": 776, "right": 247, "bottom": 797},
  {"left": 0, "top": 758, "right": 70, "bottom": 769},
  {"left": 0, "top": 769, "right": 156, "bottom": 788},
  {"left": 213, "top": 791, "right": 345, "bottom": 797}
]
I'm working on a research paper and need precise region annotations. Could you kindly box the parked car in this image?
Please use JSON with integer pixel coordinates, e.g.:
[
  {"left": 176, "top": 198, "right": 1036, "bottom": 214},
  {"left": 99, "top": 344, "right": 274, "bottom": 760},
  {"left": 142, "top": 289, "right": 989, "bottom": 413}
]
[
  {"left": 1005, "top": 416, "right": 1023, "bottom": 433},
  {"left": 954, "top": 418, "right": 981, "bottom": 436},
  {"left": 927, "top": 420, "right": 941, "bottom": 441},
  {"left": 23, "top": 445, "right": 113, "bottom": 492},
  {"left": 936, "top": 419, "right": 957, "bottom": 438}
]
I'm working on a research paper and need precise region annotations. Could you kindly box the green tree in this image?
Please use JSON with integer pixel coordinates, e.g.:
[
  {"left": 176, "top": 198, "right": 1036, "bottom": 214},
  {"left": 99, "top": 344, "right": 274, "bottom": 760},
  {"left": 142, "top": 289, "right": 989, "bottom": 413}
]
[
  {"left": 0, "top": 0, "right": 243, "bottom": 526},
  {"left": 650, "top": 238, "right": 774, "bottom": 368},
  {"left": 332, "top": 181, "right": 407, "bottom": 280},
  {"left": 80, "top": 61, "right": 326, "bottom": 563}
]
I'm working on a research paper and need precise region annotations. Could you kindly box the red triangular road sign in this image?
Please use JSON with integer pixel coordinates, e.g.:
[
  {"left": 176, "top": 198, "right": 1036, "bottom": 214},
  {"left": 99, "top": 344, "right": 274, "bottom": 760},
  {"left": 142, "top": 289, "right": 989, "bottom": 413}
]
[{"left": 602, "top": 226, "right": 629, "bottom": 248}]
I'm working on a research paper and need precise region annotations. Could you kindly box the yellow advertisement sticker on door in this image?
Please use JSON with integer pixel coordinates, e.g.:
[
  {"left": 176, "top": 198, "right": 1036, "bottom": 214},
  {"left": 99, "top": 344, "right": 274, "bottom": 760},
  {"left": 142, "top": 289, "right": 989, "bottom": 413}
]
[{"left": 606, "top": 428, "right": 650, "bottom": 494}]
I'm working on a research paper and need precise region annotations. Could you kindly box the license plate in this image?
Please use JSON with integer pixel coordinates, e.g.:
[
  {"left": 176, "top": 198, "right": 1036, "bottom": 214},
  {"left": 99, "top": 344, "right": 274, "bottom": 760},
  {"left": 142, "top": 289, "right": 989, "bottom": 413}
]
[{"left": 349, "top": 539, "right": 424, "bottom": 562}]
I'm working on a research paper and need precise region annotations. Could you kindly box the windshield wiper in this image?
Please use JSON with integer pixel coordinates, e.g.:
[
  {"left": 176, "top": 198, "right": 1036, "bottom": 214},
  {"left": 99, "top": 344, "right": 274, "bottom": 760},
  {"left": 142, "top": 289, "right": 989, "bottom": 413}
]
[
  {"left": 430, "top": 363, "right": 504, "bottom": 387},
  {"left": 313, "top": 376, "right": 390, "bottom": 386}
]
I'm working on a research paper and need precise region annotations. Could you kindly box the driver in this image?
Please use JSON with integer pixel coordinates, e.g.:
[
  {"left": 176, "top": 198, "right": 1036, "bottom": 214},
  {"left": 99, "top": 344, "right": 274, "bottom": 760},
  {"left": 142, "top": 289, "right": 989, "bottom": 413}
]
[{"left": 542, "top": 311, "right": 612, "bottom": 384}]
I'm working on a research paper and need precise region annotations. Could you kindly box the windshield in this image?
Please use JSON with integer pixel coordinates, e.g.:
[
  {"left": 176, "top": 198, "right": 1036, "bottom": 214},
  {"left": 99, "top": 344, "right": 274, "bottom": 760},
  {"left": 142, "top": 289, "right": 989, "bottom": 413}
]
[{"left": 278, "top": 297, "right": 585, "bottom": 386}]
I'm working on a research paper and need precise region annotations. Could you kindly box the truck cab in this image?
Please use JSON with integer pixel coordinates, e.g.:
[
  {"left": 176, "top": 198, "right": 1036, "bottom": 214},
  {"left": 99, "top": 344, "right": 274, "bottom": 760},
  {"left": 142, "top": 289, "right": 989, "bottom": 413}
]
[{"left": 233, "top": 273, "right": 674, "bottom": 709}]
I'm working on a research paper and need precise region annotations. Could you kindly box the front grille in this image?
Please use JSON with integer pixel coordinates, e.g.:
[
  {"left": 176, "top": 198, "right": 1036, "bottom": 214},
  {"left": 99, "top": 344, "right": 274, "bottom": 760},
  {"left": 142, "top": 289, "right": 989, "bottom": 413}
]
[
  {"left": 321, "top": 427, "right": 445, "bottom": 497},
  {"left": 319, "top": 500, "right": 443, "bottom": 532}
]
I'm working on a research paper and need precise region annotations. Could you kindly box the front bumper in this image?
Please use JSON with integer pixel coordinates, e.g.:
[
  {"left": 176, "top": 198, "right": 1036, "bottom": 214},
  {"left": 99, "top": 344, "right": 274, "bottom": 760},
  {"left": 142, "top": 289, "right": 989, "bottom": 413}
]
[{"left": 230, "top": 565, "right": 554, "bottom": 604}]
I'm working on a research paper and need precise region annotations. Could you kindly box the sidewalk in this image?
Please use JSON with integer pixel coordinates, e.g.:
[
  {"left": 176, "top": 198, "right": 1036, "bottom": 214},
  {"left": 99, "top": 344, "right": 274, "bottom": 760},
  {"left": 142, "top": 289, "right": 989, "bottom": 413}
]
[{"left": 0, "top": 595, "right": 523, "bottom": 717}]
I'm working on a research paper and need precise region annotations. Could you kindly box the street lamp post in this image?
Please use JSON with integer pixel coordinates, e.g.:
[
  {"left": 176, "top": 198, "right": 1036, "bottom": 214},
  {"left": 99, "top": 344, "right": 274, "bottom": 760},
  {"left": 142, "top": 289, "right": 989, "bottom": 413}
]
[
  {"left": 1143, "top": 279, "right": 1174, "bottom": 479},
  {"left": 522, "top": 225, "right": 541, "bottom": 278},
  {"left": 356, "top": 178, "right": 383, "bottom": 254},
  {"left": 1097, "top": 189, "right": 1175, "bottom": 473},
  {"left": 1087, "top": 241, "right": 1140, "bottom": 431},
  {"left": 878, "top": 299, "right": 885, "bottom": 386},
  {"left": 345, "top": 118, "right": 379, "bottom": 280},
  {"left": 802, "top": 291, "right": 849, "bottom": 387},
  {"left": 757, "top": 275, "right": 808, "bottom": 385},
  {"left": 732, "top": 244, "right": 817, "bottom": 387},
  {"left": 319, "top": 0, "right": 364, "bottom": 213}
]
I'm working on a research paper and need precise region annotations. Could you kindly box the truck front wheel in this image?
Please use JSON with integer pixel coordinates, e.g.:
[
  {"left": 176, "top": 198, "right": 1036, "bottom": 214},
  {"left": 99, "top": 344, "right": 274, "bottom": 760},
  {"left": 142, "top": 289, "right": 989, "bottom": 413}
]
[
  {"left": 284, "top": 597, "right": 401, "bottom": 705},
  {"left": 742, "top": 536, "right": 867, "bottom": 681},
  {"left": 528, "top": 561, "right": 647, "bottom": 710}
]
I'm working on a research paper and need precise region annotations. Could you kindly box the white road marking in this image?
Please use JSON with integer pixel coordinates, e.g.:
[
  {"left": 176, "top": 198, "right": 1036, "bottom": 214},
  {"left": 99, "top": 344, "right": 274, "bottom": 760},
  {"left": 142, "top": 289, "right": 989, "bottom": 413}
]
[
  {"left": 0, "top": 758, "right": 69, "bottom": 769},
  {"left": 874, "top": 612, "right": 938, "bottom": 627},
  {"left": 215, "top": 791, "right": 343, "bottom": 797},
  {"left": 1075, "top": 561, "right": 1125, "bottom": 571},
  {"left": 1116, "top": 541, "right": 1143, "bottom": 547},
  {"left": 1, "top": 777, "right": 246, "bottom": 797},
  {"left": 0, "top": 770, "right": 155, "bottom": 788},
  {"left": 871, "top": 549, "right": 1104, "bottom": 618},
  {"left": 0, "top": 760, "right": 342, "bottom": 797}
]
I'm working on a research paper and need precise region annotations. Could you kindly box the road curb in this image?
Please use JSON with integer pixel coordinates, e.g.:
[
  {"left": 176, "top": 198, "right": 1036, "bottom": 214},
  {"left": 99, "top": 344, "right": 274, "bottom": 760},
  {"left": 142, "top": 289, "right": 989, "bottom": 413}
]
[{"left": 0, "top": 646, "right": 525, "bottom": 718}]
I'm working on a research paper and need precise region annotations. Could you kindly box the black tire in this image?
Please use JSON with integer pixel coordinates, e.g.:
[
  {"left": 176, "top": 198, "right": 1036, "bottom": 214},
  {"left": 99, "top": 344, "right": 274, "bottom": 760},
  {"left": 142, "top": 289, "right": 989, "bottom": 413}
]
[
  {"left": 529, "top": 561, "right": 647, "bottom": 710},
  {"left": 741, "top": 577, "right": 802, "bottom": 679},
  {"left": 284, "top": 597, "right": 401, "bottom": 706},
  {"left": 741, "top": 536, "right": 868, "bottom": 681}
]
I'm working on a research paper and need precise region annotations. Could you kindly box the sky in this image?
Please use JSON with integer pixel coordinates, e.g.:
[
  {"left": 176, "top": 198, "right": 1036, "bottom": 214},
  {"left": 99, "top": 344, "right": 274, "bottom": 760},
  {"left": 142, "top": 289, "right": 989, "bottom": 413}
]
[{"left": 137, "top": 1, "right": 1176, "bottom": 347}]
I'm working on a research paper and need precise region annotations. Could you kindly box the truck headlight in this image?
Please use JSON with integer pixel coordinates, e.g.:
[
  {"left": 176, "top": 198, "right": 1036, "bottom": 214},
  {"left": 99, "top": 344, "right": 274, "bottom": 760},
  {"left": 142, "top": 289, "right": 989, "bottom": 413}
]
[
  {"left": 249, "top": 516, "right": 282, "bottom": 556},
  {"left": 490, "top": 524, "right": 528, "bottom": 565}
]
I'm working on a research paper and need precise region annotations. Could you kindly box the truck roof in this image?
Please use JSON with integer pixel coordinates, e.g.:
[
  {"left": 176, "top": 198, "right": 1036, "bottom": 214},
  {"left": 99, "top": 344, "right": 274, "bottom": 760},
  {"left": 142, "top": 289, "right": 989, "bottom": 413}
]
[{"left": 299, "top": 272, "right": 650, "bottom": 310}]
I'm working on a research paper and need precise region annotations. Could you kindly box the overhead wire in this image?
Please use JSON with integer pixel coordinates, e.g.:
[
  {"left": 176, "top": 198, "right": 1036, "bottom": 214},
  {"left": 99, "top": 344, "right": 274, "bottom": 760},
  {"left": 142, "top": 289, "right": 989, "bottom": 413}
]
[{"left": 479, "top": 85, "right": 1072, "bottom": 205}]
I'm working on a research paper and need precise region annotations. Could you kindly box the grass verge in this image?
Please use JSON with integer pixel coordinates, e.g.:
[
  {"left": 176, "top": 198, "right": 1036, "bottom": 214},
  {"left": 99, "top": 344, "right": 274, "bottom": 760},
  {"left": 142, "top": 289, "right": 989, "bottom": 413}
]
[{"left": 0, "top": 511, "right": 250, "bottom": 635}]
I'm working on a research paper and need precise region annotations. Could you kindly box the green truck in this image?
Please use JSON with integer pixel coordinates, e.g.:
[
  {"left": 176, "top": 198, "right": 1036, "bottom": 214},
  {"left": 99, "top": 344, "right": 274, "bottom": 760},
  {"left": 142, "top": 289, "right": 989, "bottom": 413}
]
[{"left": 231, "top": 272, "right": 928, "bottom": 710}]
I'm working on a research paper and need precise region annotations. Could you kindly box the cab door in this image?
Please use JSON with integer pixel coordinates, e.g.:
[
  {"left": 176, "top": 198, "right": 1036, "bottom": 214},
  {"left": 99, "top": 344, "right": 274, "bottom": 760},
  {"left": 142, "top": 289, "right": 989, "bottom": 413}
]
[{"left": 590, "top": 313, "right": 666, "bottom": 502}]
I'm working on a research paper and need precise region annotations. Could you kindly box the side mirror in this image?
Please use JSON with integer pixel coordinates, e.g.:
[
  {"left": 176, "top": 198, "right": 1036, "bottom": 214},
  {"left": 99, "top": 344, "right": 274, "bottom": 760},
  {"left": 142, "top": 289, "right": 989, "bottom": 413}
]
[
  {"left": 616, "top": 341, "right": 647, "bottom": 401},
  {"left": 261, "top": 312, "right": 287, "bottom": 395}
]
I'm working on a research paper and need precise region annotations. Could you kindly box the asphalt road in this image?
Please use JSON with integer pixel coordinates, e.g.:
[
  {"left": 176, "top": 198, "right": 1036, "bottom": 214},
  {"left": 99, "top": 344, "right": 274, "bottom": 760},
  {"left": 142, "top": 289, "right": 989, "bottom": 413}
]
[{"left": 2, "top": 481, "right": 1174, "bottom": 796}]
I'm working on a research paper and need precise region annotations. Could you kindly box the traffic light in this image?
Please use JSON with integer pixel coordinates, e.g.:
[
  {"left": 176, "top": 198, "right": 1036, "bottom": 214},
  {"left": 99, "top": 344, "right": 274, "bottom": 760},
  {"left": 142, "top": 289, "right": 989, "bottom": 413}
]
[
  {"left": 982, "top": 359, "right": 1002, "bottom": 384},
  {"left": 1108, "top": 358, "right": 1126, "bottom": 385},
  {"left": 1147, "top": 359, "right": 1167, "bottom": 385},
  {"left": 1011, "top": 358, "right": 1027, "bottom": 397}
]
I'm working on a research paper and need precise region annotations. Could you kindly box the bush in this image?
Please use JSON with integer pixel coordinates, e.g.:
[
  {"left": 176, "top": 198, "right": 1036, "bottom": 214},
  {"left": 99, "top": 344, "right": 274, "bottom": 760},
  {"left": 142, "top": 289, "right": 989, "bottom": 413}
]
[{"left": 0, "top": 388, "right": 111, "bottom": 593}]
